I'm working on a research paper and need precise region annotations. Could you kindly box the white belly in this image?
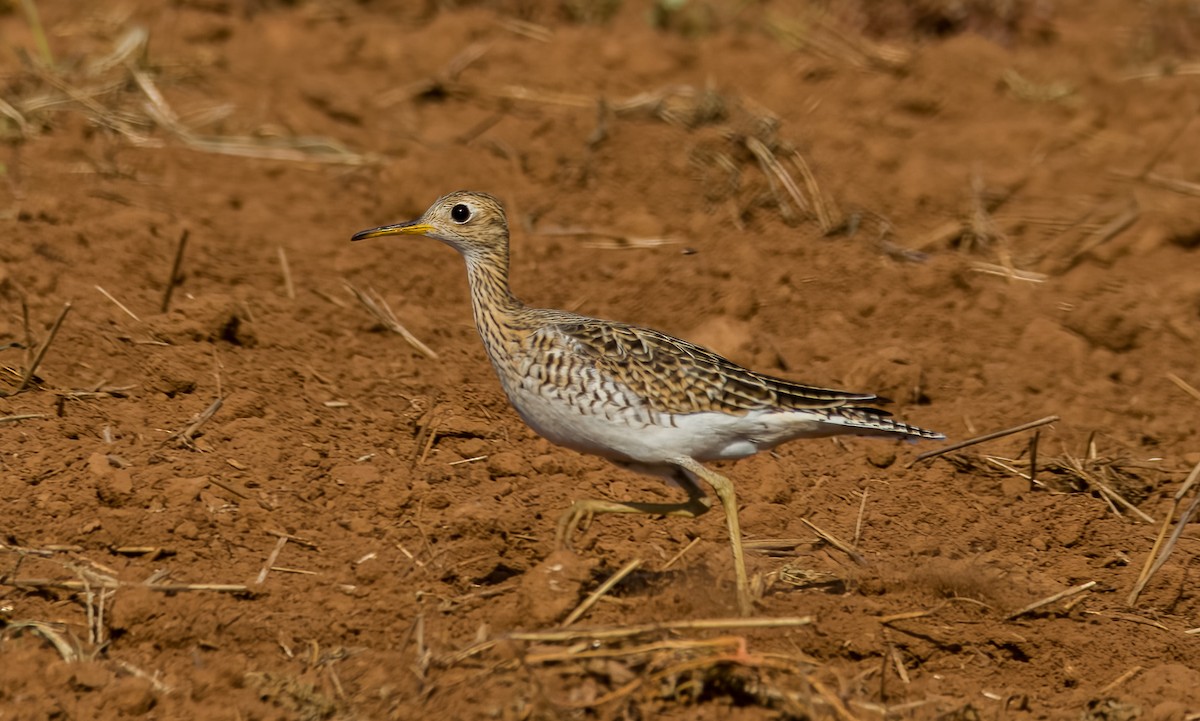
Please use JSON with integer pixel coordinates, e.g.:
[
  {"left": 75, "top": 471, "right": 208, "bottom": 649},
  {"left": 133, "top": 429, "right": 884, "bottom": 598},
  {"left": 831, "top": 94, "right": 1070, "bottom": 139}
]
[{"left": 499, "top": 371, "right": 836, "bottom": 465}]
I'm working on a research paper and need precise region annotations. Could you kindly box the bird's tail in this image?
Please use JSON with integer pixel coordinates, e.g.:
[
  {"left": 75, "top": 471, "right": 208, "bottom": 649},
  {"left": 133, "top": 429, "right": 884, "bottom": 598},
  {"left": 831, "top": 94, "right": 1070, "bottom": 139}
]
[{"left": 825, "top": 407, "right": 945, "bottom": 441}]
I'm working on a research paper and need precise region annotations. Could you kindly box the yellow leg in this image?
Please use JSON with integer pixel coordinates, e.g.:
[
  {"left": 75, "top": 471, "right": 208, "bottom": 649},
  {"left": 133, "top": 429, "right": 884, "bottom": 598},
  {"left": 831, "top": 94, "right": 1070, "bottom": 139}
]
[
  {"left": 674, "top": 457, "right": 751, "bottom": 616},
  {"left": 555, "top": 473, "right": 711, "bottom": 550}
]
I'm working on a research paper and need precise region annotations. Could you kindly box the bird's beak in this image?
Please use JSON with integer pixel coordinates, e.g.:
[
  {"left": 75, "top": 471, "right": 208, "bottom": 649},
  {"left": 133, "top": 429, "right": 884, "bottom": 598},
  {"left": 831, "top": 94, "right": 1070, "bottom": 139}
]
[{"left": 351, "top": 220, "right": 435, "bottom": 242}]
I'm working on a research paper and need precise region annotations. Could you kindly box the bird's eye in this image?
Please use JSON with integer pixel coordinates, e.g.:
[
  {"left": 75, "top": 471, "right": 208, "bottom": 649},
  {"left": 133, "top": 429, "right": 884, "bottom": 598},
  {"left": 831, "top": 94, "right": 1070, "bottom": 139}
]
[{"left": 450, "top": 204, "right": 471, "bottom": 223}]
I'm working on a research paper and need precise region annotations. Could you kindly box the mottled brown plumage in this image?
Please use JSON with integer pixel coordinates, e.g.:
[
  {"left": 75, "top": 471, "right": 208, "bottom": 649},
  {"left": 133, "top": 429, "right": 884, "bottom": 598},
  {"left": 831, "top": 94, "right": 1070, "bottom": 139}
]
[{"left": 353, "top": 190, "right": 943, "bottom": 615}]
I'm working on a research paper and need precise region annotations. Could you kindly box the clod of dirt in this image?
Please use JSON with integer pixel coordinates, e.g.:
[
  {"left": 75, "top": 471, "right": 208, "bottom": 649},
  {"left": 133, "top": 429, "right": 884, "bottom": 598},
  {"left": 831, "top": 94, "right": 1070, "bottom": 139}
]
[
  {"left": 1054, "top": 520, "right": 1086, "bottom": 548},
  {"left": 67, "top": 661, "right": 112, "bottom": 691},
  {"left": 160, "top": 476, "right": 209, "bottom": 507},
  {"left": 1017, "top": 316, "right": 1094, "bottom": 388},
  {"left": 88, "top": 452, "right": 135, "bottom": 506},
  {"left": 109, "top": 586, "right": 165, "bottom": 634},
  {"left": 1000, "top": 474, "right": 1029, "bottom": 498},
  {"left": 843, "top": 346, "right": 929, "bottom": 405},
  {"left": 438, "top": 415, "right": 501, "bottom": 440},
  {"left": 105, "top": 676, "right": 156, "bottom": 716},
  {"left": 452, "top": 438, "right": 488, "bottom": 458},
  {"left": 753, "top": 470, "right": 794, "bottom": 504},
  {"left": 1018, "top": 317, "right": 1088, "bottom": 372},
  {"left": 330, "top": 463, "right": 381, "bottom": 487},
  {"left": 338, "top": 515, "right": 375, "bottom": 536},
  {"left": 902, "top": 557, "right": 1017, "bottom": 609},
  {"left": 139, "top": 355, "right": 201, "bottom": 398},
  {"left": 486, "top": 451, "right": 526, "bottom": 479},
  {"left": 864, "top": 445, "right": 897, "bottom": 468},
  {"left": 530, "top": 454, "right": 563, "bottom": 475},
  {"left": 172, "top": 520, "right": 201, "bottom": 540},
  {"left": 1149, "top": 701, "right": 1189, "bottom": 721},
  {"left": 1126, "top": 663, "right": 1200, "bottom": 708},
  {"left": 1062, "top": 288, "right": 1154, "bottom": 353},
  {"left": 147, "top": 294, "right": 258, "bottom": 347},
  {"left": 514, "top": 549, "right": 596, "bottom": 626}
]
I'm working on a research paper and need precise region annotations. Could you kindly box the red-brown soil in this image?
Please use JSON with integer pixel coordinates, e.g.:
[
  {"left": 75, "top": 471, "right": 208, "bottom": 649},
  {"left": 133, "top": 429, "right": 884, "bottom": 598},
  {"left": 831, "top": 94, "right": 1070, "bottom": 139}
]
[{"left": 2, "top": 1, "right": 1199, "bottom": 719}]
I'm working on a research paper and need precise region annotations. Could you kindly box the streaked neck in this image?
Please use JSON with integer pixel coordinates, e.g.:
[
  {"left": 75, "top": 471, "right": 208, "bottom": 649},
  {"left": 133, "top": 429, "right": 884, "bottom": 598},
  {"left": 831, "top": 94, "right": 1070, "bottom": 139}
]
[{"left": 462, "top": 249, "right": 525, "bottom": 344}]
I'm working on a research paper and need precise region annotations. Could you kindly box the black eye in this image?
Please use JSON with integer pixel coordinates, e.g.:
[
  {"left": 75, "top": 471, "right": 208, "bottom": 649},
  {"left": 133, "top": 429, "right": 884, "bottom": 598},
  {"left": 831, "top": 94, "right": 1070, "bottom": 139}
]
[{"left": 450, "top": 204, "right": 471, "bottom": 223}]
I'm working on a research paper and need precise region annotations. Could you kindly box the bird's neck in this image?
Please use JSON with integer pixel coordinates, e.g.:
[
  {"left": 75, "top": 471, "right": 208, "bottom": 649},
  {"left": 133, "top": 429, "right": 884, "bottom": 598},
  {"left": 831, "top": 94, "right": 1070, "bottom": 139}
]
[{"left": 462, "top": 248, "right": 526, "bottom": 349}]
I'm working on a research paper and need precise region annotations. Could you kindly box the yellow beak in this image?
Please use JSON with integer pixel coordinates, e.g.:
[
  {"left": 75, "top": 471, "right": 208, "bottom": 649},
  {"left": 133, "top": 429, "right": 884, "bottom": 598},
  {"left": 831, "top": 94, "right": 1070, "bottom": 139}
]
[{"left": 351, "top": 221, "right": 435, "bottom": 241}]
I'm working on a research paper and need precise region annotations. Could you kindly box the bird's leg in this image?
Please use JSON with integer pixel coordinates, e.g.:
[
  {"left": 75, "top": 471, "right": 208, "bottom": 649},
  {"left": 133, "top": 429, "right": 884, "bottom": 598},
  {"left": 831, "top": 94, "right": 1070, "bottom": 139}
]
[
  {"left": 555, "top": 471, "right": 711, "bottom": 550},
  {"left": 673, "top": 457, "right": 751, "bottom": 616}
]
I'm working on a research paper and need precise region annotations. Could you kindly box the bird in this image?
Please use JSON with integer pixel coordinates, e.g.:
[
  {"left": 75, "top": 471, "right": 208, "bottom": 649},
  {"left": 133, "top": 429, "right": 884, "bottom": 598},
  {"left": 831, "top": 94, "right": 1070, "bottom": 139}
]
[{"left": 352, "top": 190, "right": 943, "bottom": 615}]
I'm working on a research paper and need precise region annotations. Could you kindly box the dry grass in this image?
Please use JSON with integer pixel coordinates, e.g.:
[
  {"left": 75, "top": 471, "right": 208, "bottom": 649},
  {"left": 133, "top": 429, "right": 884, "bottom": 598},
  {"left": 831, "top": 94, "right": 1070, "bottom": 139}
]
[
  {"left": 0, "top": 540, "right": 255, "bottom": 685},
  {"left": 0, "top": 300, "right": 71, "bottom": 397},
  {"left": 1, "top": 26, "right": 371, "bottom": 166},
  {"left": 440, "top": 617, "right": 822, "bottom": 717},
  {"left": 478, "top": 79, "right": 842, "bottom": 232}
]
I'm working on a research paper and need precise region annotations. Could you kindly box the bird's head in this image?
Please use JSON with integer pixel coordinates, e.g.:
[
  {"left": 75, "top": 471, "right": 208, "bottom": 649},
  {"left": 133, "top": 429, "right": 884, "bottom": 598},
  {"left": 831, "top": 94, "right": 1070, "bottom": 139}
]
[{"left": 351, "top": 191, "right": 509, "bottom": 260}]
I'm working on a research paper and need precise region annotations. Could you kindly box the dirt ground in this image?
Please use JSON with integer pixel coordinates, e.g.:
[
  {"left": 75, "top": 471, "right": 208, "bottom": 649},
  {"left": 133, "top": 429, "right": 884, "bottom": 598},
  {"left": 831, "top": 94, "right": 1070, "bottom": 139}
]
[{"left": 2, "top": 0, "right": 1199, "bottom": 718}]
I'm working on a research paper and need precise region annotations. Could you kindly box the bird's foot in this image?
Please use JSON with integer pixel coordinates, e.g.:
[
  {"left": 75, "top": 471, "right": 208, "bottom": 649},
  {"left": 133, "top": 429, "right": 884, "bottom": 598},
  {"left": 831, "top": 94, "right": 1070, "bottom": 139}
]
[{"left": 554, "top": 502, "right": 595, "bottom": 551}]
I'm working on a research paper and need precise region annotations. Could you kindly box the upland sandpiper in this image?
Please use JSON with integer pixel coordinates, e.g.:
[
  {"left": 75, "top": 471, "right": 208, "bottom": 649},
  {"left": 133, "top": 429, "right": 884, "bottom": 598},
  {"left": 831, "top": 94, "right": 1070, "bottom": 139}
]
[{"left": 353, "top": 191, "right": 943, "bottom": 615}]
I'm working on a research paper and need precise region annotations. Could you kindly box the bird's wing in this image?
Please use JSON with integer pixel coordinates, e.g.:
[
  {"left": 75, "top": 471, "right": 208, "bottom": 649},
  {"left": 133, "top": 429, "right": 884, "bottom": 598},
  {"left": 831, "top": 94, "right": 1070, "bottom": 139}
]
[{"left": 535, "top": 320, "right": 880, "bottom": 415}]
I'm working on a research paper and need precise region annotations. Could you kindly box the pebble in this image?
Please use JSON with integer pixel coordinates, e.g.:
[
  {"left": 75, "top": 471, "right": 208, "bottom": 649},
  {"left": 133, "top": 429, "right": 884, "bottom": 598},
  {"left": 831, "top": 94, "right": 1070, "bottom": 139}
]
[{"left": 865, "top": 446, "right": 896, "bottom": 469}]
